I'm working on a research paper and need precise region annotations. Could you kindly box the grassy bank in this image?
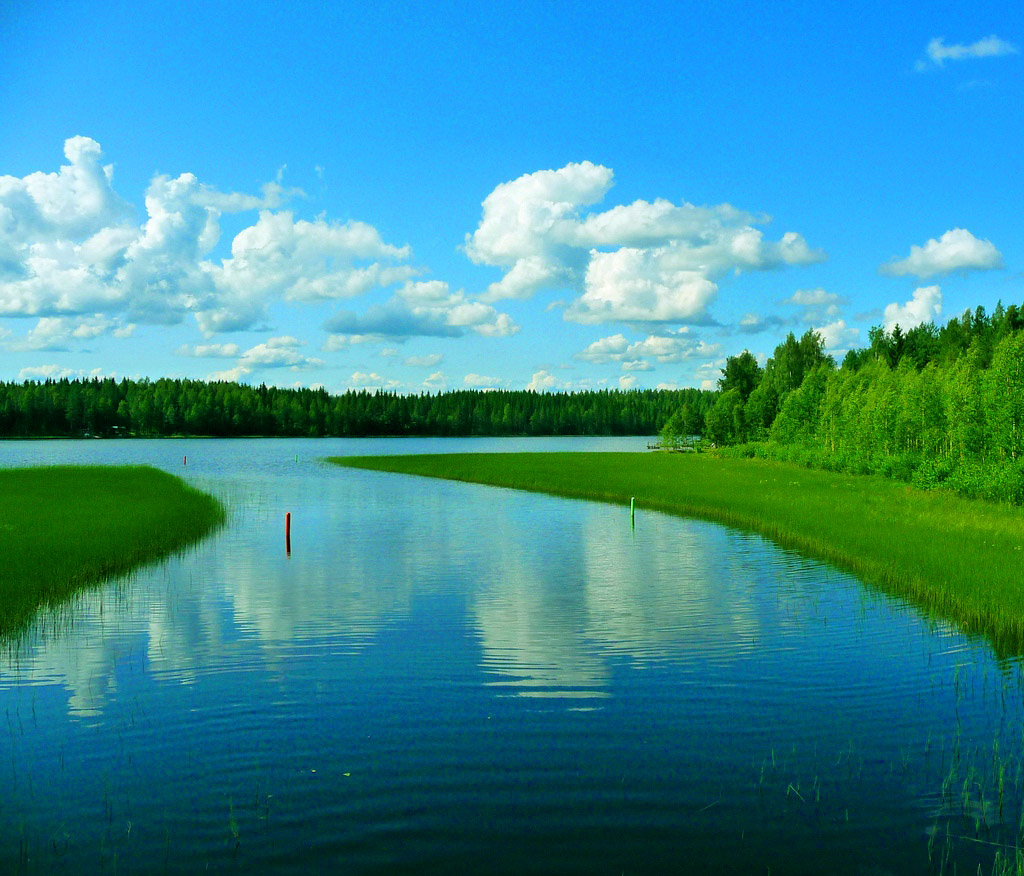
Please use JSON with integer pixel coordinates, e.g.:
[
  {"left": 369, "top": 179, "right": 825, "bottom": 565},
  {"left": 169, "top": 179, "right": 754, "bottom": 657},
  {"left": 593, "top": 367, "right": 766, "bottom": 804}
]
[
  {"left": 0, "top": 465, "right": 224, "bottom": 638},
  {"left": 331, "top": 452, "right": 1024, "bottom": 655}
]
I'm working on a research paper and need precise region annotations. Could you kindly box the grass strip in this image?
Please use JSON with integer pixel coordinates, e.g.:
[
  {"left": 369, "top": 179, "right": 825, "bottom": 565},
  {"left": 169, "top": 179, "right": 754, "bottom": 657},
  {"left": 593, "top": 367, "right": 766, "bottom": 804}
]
[
  {"left": 0, "top": 465, "right": 224, "bottom": 638},
  {"left": 330, "top": 452, "right": 1024, "bottom": 656}
]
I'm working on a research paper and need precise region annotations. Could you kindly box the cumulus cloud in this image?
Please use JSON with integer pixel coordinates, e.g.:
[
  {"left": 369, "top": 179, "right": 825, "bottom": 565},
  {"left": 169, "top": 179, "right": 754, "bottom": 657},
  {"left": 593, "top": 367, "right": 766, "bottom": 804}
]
[
  {"left": 813, "top": 319, "right": 859, "bottom": 354},
  {"left": 738, "top": 312, "right": 793, "bottom": 334},
  {"left": 880, "top": 228, "right": 1002, "bottom": 278},
  {"left": 568, "top": 247, "right": 719, "bottom": 324},
  {"left": 17, "top": 364, "right": 108, "bottom": 381},
  {"left": 201, "top": 336, "right": 322, "bottom": 378},
  {"left": 207, "top": 364, "right": 253, "bottom": 383},
  {"left": 236, "top": 335, "right": 323, "bottom": 369},
  {"left": 404, "top": 353, "right": 443, "bottom": 367},
  {"left": 422, "top": 370, "right": 447, "bottom": 389},
  {"left": 7, "top": 314, "right": 134, "bottom": 351},
  {"left": 322, "top": 333, "right": 385, "bottom": 351},
  {"left": 0, "top": 137, "right": 427, "bottom": 339},
  {"left": 199, "top": 210, "right": 418, "bottom": 333},
  {"left": 780, "top": 286, "right": 847, "bottom": 324},
  {"left": 348, "top": 371, "right": 402, "bottom": 390},
  {"left": 524, "top": 368, "right": 611, "bottom": 392},
  {"left": 883, "top": 285, "right": 942, "bottom": 331},
  {"left": 464, "top": 373, "right": 506, "bottom": 388},
  {"left": 176, "top": 342, "right": 242, "bottom": 358},
  {"left": 618, "top": 375, "right": 638, "bottom": 390},
  {"left": 526, "top": 369, "right": 561, "bottom": 392},
  {"left": 575, "top": 332, "right": 719, "bottom": 366},
  {"left": 917, "top": 35, "right": 1018, "bottom": 70},
  {"left": 324, "top": 280, "right": 517, "bottom": 342},
  {"left": 465, "top": 161, "right": 823, "bottom": 326}
]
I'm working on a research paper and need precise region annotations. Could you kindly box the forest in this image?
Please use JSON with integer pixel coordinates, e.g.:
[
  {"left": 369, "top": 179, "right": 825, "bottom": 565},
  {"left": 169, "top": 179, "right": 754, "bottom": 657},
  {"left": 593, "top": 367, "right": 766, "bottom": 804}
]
[
  {"left": 665, "top": 301, "right": 1024, "bottom": 504},
  {"left": 0, "top": 378, "right": 714, "bottom": 440},
  {"left": 7, "top": 298, "right": 1023, "bottom": 504}
]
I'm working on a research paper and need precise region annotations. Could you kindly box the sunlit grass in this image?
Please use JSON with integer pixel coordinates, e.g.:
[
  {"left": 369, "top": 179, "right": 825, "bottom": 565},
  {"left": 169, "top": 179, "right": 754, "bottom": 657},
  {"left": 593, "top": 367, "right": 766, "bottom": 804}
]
[
  {"left": 330, "top": 452, "right": 1024, "bottom": 655},
  {"left": 0, "top": 465, "right": 224, "bottom": 638}
]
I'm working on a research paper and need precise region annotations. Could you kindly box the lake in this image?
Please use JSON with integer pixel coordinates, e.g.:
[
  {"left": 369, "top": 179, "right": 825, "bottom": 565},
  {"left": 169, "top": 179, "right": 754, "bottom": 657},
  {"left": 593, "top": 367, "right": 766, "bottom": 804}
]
[{"left": 1, "top": 437, "right": 1022, "bottom": 874}]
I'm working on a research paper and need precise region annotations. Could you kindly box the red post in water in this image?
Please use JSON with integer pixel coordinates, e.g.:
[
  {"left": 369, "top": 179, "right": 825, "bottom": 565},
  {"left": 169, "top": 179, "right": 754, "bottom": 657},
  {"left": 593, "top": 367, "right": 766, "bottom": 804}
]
[
  {"left": 286, "top": 512, "right": 291, "bottom": 555},
  {"left": 183, "top": 455, "right": 187, "bottom": 466}
]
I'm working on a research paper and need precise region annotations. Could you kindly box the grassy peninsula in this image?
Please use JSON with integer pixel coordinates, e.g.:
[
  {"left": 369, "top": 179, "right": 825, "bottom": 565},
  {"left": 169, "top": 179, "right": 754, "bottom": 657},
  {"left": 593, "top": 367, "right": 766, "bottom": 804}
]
[
  {"left": 332, "top": 452, "right": 1024, "bottom": 655},
  {"left": 0, "top": 465, "right": 224, "bottom": 638}
]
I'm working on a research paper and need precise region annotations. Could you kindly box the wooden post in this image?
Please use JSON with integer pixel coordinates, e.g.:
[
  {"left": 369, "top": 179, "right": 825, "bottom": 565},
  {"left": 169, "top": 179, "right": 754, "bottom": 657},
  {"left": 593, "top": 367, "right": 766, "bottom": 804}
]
[{"left": 286, "top": 512, "right": 291, "bottom": 555}]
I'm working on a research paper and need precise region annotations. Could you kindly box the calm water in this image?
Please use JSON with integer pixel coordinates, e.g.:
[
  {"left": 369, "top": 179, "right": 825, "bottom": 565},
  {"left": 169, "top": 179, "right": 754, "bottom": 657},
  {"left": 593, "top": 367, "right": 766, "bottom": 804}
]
[{"left": 2, "top": 437, "right": 1023, "bottom": 874}]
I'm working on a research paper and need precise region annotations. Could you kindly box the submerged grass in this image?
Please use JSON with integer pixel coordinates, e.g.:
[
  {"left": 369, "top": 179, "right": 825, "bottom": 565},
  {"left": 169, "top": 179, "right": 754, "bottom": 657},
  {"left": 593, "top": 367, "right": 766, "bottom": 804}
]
[
  {"left": 0, "top": 465, "right": 224, "bottom": 639},
  {"left": 330, "top": 452, "right": 1024, "bottom": 656}
]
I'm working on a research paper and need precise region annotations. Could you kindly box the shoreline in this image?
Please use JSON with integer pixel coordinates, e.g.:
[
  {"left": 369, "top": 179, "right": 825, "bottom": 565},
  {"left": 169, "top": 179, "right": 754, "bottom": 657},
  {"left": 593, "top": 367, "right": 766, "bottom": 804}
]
[
  {"left": 330, "top": 451, "right": 1024, "bottom": 658},
  {"left": 0, "top": 465, "right": 224, "bottom": 640}
]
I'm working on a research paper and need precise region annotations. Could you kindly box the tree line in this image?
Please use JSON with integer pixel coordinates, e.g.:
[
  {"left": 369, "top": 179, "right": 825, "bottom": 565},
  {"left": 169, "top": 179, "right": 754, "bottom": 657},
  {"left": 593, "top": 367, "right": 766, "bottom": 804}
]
[
  {"left": 0, "top": 377, "right": 715, "bottom": 439},
  {"left": 671, "top": 302, "right": 1024, "bottom": 504}
]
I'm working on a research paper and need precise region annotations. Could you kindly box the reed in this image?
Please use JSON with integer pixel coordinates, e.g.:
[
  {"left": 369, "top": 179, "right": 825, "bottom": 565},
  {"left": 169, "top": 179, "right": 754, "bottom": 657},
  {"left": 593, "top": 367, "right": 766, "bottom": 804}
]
[
  {"left": 330, "top": 452, "right": 1024, "bottom": 656},
  {"left": 0, "top": 465, "right": 224, "bottom": 638}
]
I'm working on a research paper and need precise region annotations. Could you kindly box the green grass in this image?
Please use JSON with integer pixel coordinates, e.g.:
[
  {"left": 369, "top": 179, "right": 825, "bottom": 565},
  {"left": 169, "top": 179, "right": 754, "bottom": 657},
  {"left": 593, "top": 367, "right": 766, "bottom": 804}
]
[
  {"left": 330, "top": 452, "right": 1024, "bottom": 656},
  {"left": 0, "top": 465, "right": 224, "bottom": 638}
]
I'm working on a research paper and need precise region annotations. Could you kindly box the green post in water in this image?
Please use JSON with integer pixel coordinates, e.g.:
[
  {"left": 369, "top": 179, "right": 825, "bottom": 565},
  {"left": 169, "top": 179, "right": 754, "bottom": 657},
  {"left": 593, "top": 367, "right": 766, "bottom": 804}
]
[{"left": 630, "top": 496, "right": 635, "bottom": 527}]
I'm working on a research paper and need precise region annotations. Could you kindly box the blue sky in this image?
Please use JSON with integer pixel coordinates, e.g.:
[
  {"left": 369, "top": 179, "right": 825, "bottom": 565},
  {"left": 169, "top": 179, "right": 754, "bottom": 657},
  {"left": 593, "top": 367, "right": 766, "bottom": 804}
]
[{"left": 1, "top": 0, "right": 1020, "bottom": 392}]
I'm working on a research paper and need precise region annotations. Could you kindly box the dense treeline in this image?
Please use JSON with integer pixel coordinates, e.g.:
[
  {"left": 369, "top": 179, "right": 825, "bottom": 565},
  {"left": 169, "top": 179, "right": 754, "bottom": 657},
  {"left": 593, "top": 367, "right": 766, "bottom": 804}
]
[
  {"left": 0, "top": 377, "right": 715, "bottom": 439},
  {"left": 679, "top": 303, "right": 1024, "bottom": 504}
]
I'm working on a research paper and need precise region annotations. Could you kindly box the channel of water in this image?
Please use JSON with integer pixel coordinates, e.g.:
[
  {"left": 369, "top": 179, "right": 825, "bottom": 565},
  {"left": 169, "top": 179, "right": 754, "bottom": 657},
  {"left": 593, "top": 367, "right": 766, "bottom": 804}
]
[{"left": 1, "top": 437, "right": 1022, "bottom": 874}]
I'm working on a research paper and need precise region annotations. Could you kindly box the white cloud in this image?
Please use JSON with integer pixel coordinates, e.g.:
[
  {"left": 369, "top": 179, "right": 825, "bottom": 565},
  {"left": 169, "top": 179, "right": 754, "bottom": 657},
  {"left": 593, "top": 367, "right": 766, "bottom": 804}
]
[
  {"left": 524, "top": 368, "right": 610, "bottom": 392},
  {"left": 238, "top": 335, "right": 323, "bottom": 369},
  {"left": 782, "top": 287, "right": 844, "bottom": 309},
  {"left": 738, "top": 312, "right": 792, "bottom": 334},
  {"left": 207, "top": 364, "right": 252, "bottom": 382},
  {"left": 883, "top": 285, "right": 942, "bottom": 331},
  {"left": 322, "top": 333, "right": 385, "bottom": 351},
  {"left": 574, "top": 333, "right": 631, "bottom": 362},
  {"left": 618, "top": 375, "right": 638, "bottom": 389},
  {"left": 201, "top": 336, "right": 323, "bottom": 376},
  {"left": 422, "top": 370, "right": 447, "bottom": 389},
  {"left": 0, "top": 136, "right": 132, "bottom": 246},
  {"left": 575, "top": 332, "right": 719, "bottom": 365},
  {"left": 199, "top": 210, "right": 418, "bottom": 333},
  {"left": 0, "top": 137, "right": 427, "bottom": 339},
  {"left": 6, "top": 314, "right": 134, "bottom": 351},
  {"left": 465, "top": 161, "right": 823, "bottom": 326},
  {"left": 325, "top": 280, "right": 517, "bottom": 341},
  {"left": 881, "top": 228, "right": 1002, "bottom": 278},
  {"left": 813, "top": 319, "right": 859, "bottom": 354},
  {"left": 780, "top": 286, "right": 846, "bottom": 324},
  {"left": 18, "top": 364, "right": 81, "bottom": 380},
  {"left": 568, "top": 247, "right": 719, "bottom": 324},
  {"left": 918, "top": 35, "right": 1018, "bottom": 70},
  {"left": 176, "top": 342, "right": 242, "bottom": 358},
  {"left": 526, "top": 369, "right": 560, "bottom": 392},
  {"left": 621, "top": 359, "right": 654, "bottom": 372},
  {"left": 464, "top": 373, "right": 506, "bottom": 388},
  {"left": 404, "top": 353, "right": 443, "bottom": 367},
  {"left": 348, "top": 371, "right": 402, "bottom": 390}
]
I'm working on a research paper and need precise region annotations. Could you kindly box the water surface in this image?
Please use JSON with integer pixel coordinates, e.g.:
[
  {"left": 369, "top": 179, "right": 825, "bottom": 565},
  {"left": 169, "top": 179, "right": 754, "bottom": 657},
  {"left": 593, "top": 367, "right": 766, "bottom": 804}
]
[{"left": 1, "top": 437, "right": 1021, "bottom": 874}]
